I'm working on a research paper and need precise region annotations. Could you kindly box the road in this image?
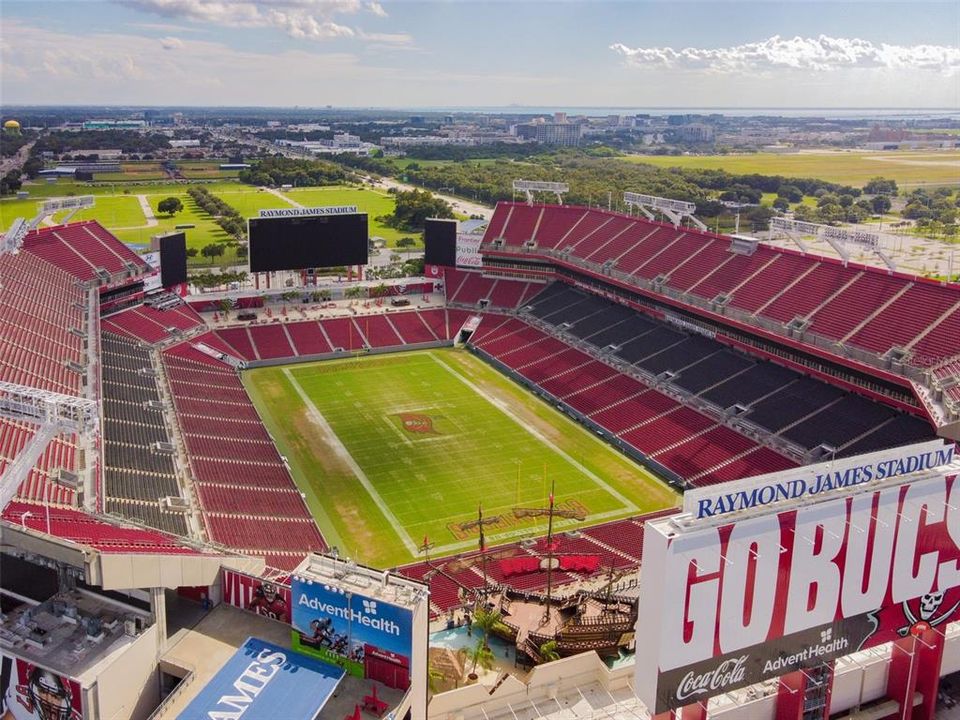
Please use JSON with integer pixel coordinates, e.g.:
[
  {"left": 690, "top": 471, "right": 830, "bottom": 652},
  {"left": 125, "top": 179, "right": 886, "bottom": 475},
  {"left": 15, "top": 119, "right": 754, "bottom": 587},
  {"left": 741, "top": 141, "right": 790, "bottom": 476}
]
[
  {"left": 215, "top": 129, "right": 493, "bottom": 220},
  {"left": 0, "top": 140, "right": 35, "bottom": 176},
  {"left": 370, "top": 175, "right": 492, "bottom": 220}
]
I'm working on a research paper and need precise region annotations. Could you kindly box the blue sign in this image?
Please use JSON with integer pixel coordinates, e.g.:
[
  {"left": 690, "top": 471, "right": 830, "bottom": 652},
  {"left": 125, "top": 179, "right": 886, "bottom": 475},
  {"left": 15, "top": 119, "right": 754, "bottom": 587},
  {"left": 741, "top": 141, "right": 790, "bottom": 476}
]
[
  {"left": 291, "top": 579, "right": 413, "bottom": 664},
  {"left": 177, "top": 637, "right": 343, "bottom": 720}
]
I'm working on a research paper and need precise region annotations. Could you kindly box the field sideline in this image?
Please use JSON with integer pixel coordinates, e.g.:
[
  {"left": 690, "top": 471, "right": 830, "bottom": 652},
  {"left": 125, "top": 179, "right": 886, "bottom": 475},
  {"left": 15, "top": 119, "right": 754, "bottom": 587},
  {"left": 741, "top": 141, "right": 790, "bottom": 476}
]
[{"left": 243, "top": 349, "right": 677, "bottom": 568}]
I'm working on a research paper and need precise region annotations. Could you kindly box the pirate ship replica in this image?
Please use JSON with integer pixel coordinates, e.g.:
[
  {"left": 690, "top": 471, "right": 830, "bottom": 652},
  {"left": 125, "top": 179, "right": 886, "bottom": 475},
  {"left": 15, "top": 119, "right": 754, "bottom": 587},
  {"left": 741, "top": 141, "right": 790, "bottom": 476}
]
[{"left": 426, "top": 485, "right": 639, "bottom": 667}]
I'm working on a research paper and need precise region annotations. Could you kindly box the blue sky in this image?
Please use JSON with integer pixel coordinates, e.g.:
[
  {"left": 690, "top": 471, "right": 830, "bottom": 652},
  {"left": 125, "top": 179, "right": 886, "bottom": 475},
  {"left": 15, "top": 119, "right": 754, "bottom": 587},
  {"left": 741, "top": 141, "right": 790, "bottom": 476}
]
[{"left": 2, "top": 1, "right": 958, "bottom": 107}]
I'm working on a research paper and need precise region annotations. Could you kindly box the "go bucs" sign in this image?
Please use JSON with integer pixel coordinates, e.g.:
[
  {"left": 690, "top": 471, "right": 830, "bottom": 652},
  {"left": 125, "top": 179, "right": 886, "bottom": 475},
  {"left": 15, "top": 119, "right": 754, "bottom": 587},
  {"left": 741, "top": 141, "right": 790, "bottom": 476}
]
[{"left": 635, "top": 444, "right": 959, "bottom": 714}]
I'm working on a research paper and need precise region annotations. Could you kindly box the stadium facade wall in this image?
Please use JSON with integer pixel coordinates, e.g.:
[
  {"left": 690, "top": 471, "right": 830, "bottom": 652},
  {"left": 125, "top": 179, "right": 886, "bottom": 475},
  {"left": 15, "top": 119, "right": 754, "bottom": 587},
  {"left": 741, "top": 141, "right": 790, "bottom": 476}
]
[
  {"left": 426, "top": 625, "right": 950, "bottom": 720},
  {"left": 239, "top": 339, "right": 454, "bottom": 369}
]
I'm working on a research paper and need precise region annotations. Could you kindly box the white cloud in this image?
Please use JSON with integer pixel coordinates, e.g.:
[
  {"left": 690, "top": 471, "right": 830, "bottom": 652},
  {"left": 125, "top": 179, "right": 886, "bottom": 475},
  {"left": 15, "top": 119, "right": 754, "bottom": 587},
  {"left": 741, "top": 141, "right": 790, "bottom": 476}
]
[
  {"left": 120, "top": 0, "right": 409, "bottom": 44},
  {"left": 0, "top": 19, "right": 553, "bottom": 106},
  {"left": 610, "top": 35, "right": 960, "bottom": 74},
  {"left": 367, "top": 2, "right": 387, "bottom": 18},
  {"left": 159, "top": 36, "right": 184, "bottom": 50}
]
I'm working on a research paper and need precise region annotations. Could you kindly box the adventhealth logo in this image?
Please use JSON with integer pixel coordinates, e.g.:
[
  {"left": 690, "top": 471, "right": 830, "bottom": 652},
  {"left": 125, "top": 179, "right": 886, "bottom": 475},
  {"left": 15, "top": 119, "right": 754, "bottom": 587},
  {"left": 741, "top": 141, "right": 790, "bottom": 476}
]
[{"left": 299, "top": 594, "right": 400, "bottom": 636}]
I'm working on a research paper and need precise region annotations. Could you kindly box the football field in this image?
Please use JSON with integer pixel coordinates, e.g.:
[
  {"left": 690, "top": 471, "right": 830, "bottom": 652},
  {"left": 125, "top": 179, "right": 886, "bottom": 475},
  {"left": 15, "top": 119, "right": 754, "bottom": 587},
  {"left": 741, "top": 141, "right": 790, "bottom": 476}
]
[{"left": 243, "top": 349, "right": 677, "bottom": 567}]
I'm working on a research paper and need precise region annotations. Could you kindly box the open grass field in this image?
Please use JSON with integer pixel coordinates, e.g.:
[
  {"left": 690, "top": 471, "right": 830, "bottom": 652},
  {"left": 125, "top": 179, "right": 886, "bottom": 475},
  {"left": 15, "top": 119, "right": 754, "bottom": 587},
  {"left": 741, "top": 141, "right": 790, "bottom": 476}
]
[
  {"left": 0, "top": 179, "right": 406, "bottom": 262},
  {"left": 287, "top": 186, "right": 411, "bottom": 243},
  {"left": 243, "top": 349, "right": 677, "bottom": 568},
  {"left": 622, "top": 150, "right": 960, "bottom": 188}
]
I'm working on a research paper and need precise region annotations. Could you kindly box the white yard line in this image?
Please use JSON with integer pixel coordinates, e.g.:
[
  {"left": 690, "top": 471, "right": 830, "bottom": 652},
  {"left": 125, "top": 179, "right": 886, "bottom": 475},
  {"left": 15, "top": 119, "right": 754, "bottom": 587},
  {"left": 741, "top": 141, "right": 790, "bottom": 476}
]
[
  {"left": 426, "top": 352, "right": 640, "bottom": 513},
  {"left": 425, "top": 508, "right": 634, "bottom": 556},
  {"left": 282, "top": 367, "right": 419, "bottom": 556}
]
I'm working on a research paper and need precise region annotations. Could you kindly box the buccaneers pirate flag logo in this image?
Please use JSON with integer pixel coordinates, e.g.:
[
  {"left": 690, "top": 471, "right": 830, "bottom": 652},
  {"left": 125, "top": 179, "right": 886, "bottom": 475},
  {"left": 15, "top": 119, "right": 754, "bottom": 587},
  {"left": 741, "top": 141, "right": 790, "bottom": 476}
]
[
  {"left": 863, "top": 587, "right": 960, "bottom": 644},
  {"left": 395, "top": 413, "right": 439, "bottom": 435}
]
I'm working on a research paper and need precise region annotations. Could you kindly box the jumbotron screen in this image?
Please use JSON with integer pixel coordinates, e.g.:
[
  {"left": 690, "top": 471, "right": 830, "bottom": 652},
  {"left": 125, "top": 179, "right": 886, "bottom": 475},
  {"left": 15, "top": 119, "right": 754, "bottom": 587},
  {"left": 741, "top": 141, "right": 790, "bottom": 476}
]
[
  {"left": 423, "top": 218, "right": 457, "bottom": 267},
  {"left": 248, "top": 213, "right": 368, "bottom": 272},
  {"left": 158, "top": 232, "right": 188, "bottom": 287}
]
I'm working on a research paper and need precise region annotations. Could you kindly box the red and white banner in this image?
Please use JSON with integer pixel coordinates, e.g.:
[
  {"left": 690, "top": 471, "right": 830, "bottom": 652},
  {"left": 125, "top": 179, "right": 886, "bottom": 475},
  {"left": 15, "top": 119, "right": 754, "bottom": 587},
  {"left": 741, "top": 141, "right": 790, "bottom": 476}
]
[
  {"left": 636, "top": 467, "right": 960, "bottom": 713},
  {"left": 455, "top": 233, "right": 483, "bottom": 268},
  {"left": 0, "top": 654, "right": 83, "bottom": 720},
  {"left": 222, "top": 570, "right": 292, "bottom": 625}
]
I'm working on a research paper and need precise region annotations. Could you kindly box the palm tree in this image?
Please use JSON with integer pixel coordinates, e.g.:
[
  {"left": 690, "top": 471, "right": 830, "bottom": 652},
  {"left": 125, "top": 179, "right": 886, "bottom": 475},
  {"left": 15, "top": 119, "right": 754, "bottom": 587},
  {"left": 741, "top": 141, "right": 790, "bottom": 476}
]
[
  {"left": 427, "top": 662, "right": 445, "bottom": 694},
  {"left": 471, "top": 607, "right": 503, "bottom": 650},
  {"left": 466, "top": 638, "right": 495, "bottom": 679},
  {"left": 539, "top": 640, "right": 560, "bottom": 663}
]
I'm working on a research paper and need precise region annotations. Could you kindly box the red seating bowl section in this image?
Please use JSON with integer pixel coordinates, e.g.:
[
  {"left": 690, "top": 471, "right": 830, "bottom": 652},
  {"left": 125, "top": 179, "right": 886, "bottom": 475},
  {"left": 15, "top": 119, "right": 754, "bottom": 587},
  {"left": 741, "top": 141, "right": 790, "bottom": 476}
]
[
  {"left": 162, "top": 353, "right": 326, "bottom": 568},
  {"left": 22, "top": 220, "right": 149, "bottom": 282},
  {"left": 2, "top": 502, "right": 200, "bottom": 554},
  {"left": 484, "top": 202, "right": 960, "bottom": 365},
  {"left": 470, "top": 314, "right": 797, "bottom": 486},
  {"left": 0, "top": 252, "right": 86, "bottom": 396},
  {"left": 101, "top": 303, "right": 204, "bottom": 345},
  {"left": 210, "top": 309, "right": 469, "bottom": 361},
  {"left": 444, "top": 267, "right": 543, "bottom": 308}
]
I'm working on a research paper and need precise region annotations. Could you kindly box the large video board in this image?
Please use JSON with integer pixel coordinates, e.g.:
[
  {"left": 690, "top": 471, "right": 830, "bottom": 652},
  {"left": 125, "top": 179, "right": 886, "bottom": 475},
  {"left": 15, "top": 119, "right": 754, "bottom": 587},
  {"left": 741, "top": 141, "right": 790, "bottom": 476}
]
[
  {"left": 248, "top": 212, "right": 368, "bottom": 272},
  {"left": 423, "top": 218, "right": 457, "bottom": 267}
]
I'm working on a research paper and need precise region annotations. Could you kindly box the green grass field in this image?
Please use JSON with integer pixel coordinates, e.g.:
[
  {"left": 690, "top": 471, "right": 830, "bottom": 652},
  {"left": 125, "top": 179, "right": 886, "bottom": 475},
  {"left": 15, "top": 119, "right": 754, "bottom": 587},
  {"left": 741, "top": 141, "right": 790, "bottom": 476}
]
[
  {"left": 243, "top": 349, "right": 677, "bottom": 567},
  {"left": 622, "top": 150, "right": 960, "bottom": 187},
  {"left": 0, "top": 179, "right": 408, "bottom": 263}
]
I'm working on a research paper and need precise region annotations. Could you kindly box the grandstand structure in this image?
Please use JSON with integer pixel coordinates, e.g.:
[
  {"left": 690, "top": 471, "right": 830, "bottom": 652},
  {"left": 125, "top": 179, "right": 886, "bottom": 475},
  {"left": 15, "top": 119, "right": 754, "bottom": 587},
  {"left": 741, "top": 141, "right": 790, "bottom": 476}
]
[
  {"left": 2, "top": 209, "right": 957, "bottom": 595},
  {"left": 1, "top": 205, "right": 958, "bottom": 719}
]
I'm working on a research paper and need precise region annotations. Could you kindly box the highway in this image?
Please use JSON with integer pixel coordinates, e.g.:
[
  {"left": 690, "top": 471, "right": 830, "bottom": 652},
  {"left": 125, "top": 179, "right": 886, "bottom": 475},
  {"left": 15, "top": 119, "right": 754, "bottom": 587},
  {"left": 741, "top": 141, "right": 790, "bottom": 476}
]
[{"left": 0, "top": 140, "right": 35, "bottom": 176}]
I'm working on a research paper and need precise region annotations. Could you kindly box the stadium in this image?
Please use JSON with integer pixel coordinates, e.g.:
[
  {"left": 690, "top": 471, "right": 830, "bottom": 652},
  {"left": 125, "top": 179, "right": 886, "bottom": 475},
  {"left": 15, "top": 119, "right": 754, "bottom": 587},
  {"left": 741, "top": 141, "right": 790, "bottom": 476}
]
[{"left": 0, "top": 183, "right": 958, "bottom": 720}]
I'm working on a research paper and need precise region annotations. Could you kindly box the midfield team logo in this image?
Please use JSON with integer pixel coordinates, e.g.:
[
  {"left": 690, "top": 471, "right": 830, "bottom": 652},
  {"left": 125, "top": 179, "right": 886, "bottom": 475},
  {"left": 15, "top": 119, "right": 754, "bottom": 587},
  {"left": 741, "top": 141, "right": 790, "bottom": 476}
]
[{"left": 395, "top": 413, "right": 438, "bottom": 434}]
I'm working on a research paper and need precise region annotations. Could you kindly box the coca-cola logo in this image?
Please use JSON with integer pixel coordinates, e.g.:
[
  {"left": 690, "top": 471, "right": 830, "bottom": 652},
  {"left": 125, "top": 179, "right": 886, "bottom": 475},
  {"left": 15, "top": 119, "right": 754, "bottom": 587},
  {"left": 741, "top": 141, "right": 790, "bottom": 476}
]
[{"left": 676, "top": 655, "right": 748, "bottom": 701}]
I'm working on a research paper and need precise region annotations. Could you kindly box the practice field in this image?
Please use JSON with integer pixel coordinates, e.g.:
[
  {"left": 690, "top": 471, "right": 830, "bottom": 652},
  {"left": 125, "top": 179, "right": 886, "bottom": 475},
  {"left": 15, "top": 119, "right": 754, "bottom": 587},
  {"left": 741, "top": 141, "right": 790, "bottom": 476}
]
[
  {"left": 622, "top": 150, "right": 960, "bottom": 188},
  {"left": 0, "top": 180, "right": 408, "bottom": 262},
  {"left": 244, "top": 349, "right": 677, "bottom": 567}
]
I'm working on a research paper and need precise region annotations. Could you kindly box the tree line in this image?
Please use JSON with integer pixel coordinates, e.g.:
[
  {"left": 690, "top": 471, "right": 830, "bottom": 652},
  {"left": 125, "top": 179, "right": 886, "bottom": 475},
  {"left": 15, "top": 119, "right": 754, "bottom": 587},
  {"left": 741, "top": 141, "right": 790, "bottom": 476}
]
[{"left": 238, "top": 156, "right": 351, "bottom": 188}]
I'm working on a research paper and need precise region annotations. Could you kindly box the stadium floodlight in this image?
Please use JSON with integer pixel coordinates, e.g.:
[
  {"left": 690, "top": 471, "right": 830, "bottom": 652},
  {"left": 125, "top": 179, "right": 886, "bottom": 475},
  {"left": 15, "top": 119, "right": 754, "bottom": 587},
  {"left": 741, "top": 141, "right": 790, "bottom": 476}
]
[
  {"left": 0, "top": 381, "right": 98, "bottom": 511},
  {"left": 770, "top": 217, "right": 884, "bottom": 267},
  {"left": 623, "top": 192, "right": 706, "bottom": 230},
  {"left": 34, "top": 195, "right": 96, "bottom": 225},
  {"left": 0, "top": 218, "right": 29, "bottom": 255},
  {"left": 513, "top": 179, "right": 569, "bottom": 205}
]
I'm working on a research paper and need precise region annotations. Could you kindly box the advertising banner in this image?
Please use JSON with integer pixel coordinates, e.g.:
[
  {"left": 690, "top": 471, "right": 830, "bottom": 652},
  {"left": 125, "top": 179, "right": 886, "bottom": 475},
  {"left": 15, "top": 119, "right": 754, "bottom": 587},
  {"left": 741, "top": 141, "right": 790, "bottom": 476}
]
[
  {"left": 257, "top": 205, "right": 358, "bottom": 218},
  {"left": 222, "top": 570, "right": 291, "bottom": 624},
  {"left": 140, "top": 252, "right": 162, "bottom": 293},
  {"left": 291, "top": 578, "right": 413, "bottom": 687},
  {"left": 176, "top": 637, "right": 343, "bottom": 720},
  {"left": 0, "top": 654, "right": 83, "bottom": 720},
  {"left": 455, "top": 233, "right": 483, "bottom": 268},
  {"left": 637, "top": 468, "right": 960, "bottom": 714},
  {"left": 683, "top": 440, "right": 952, "bottom": 520}
]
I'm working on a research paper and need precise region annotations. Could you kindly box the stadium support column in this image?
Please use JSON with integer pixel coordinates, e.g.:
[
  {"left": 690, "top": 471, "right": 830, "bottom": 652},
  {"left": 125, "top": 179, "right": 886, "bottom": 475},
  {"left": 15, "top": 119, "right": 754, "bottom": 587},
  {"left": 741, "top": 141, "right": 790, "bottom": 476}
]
[
  {"left": 151, "top": 587, "right": 167, "bottom": 648},
  {"left": 884, "top": 628, "right": 944, "bottom": 720},
  {"left": 775, "top": 670, "right": 806, "bottom": 719},
  {"left": 680, "top": 702, "right": 706, "bottom": 720}
]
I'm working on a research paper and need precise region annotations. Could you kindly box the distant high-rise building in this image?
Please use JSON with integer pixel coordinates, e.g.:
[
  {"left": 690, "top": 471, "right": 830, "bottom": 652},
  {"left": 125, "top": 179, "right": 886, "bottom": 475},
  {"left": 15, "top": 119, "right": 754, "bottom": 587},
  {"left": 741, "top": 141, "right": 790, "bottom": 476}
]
[{"left": 516, "top": 121, "right": 583, "bottom": 146}]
